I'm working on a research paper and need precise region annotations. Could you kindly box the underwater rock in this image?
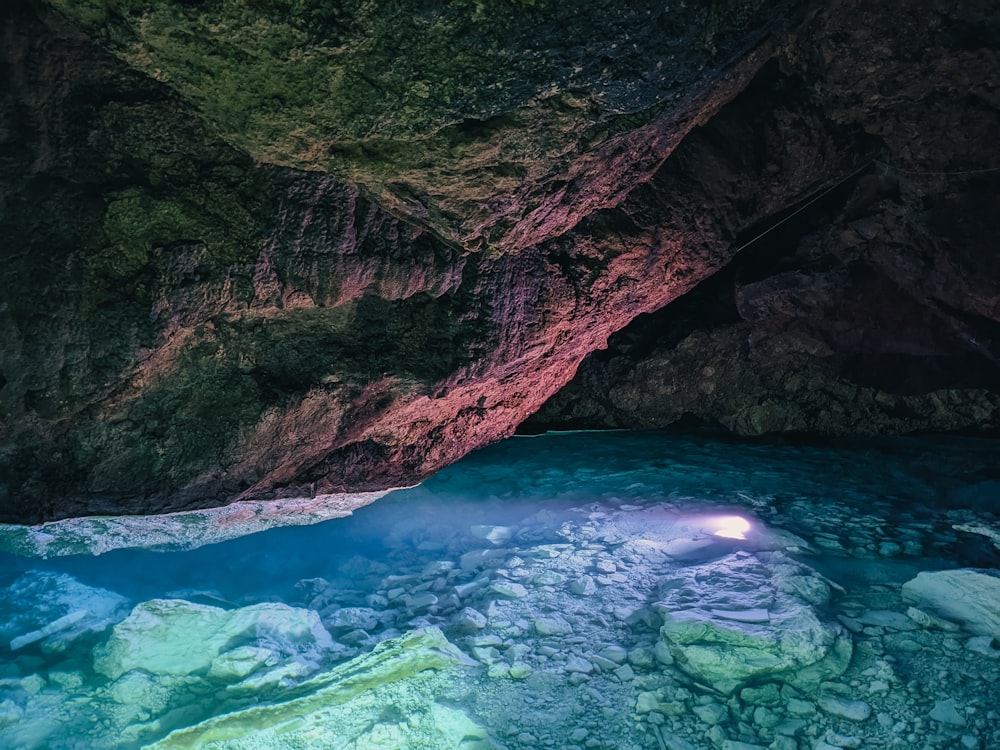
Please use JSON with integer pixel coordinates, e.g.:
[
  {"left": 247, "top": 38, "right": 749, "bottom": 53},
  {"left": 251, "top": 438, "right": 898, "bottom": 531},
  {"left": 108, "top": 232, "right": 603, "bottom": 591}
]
[
  {"left": 145, "top": 627, "right": 492, "bottom": 749},
  {"left": 0, "top": 572, "right": 129, "bottom": 654},
  {"left": 93, "top": 599, "right": 336, "bottom": 680},
  {"left": 817, "top": 693, "right": 872, "bottom": 722},
  {"left": 902, "top": 570, "right": 1000, "bottom": 636},
  {"left": 654, "top": 551, "right": 851, "bottom": 694}
]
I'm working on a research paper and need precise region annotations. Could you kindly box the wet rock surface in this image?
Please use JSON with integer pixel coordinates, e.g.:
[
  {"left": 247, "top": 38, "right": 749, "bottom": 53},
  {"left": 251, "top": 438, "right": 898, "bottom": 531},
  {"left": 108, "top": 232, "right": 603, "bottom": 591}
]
[
  {"left": 1, "top": 0, "right": 997, "bottom": 521},
  {"left": 0, "top": 430, "right": 997, "bottom": 748}
]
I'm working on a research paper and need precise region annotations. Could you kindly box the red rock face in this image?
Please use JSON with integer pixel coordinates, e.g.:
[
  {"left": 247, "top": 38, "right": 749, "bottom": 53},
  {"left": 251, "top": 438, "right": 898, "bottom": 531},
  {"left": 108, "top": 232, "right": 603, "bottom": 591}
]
[{"left": 1, "top": 0, "right": 997, "bottom": 522}]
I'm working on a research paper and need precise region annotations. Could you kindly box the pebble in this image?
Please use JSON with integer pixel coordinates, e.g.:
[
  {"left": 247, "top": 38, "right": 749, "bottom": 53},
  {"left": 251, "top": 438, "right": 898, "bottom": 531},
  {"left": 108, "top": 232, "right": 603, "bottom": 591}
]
[
  {"left": 509, "top": 662, "right": 532, "bottom": 679},
  {"left": 692, "top": 703, "right": 727, "bottom": 725},
  {"left": 628, "top": 647, "right": 655, "bottom": 669},
  {"left": 786, "top": 698, "right": 816, "bottom": 717},
  {"left": 489, "top": 582, "right": 528, "bottom": 600},
  {"left": 928, "top": 698, "right": 966, "bottom": 727},
  {"left": 613, "top": 664, "right": 635, "bottom": 681},
  {"left": 599, "top": 645, "right": 628, "bottom": 663},
  {"left": 454, "top": 607, "right": 488, "bottom": 633},
  {"left": 825, "top": 732, "right": 863, "bottom": 748},
  {"left": 470, "top": 525, "right": 513, "bottom": 545},
  {"left": 817, "top": 694, "right": 872, "bottom": 722},
  {"left": 740, "top": 683, "right": 780, "bottom": 706},
  {"left": 534, "top": 617, "right": 572, "bottom": 636},
  {"left": 570, "top": 577, "right": 597, "bottom": 596},
  {"left": 565, "top": 656, "right": 594, "bottom": 674}
]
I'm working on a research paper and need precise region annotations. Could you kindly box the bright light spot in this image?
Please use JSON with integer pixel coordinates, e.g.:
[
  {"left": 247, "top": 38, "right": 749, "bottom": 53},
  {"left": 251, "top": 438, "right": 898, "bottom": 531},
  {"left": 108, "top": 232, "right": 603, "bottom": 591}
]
[{"left": 708, "top": 515, "right": 751, "bottom": 540}]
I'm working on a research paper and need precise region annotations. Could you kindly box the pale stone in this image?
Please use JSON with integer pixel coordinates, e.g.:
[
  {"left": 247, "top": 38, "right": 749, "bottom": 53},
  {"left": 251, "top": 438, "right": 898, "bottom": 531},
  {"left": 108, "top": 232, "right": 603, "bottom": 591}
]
[
  {"left": 454, "top": 607, "right": 488, "bottom": 633},
  {"left": 635, "top": 691, "right": 660, "bottom": 713},
  {"left": 324, "top": 606, "right": 381, "bottom": 631},
  {"left": 786, "top": 698, "right": 816, "bottom": 717},
  {"left": 740, "top": 683, "right": 780, "bottom": 706},
  {"left": 902, "top": 569, "right": 1000, "bottom": 636},
  {"left": 509, "top": 662, "right": 532, "bottom": 679},
  {"left": 570, "top": 576, "right": 597, "bottom": 596},
  {"left": 20, "top": 674, "right": 45, "bottom": 695},
  {"left": 929, "top": 698, "right": 966, "bottom": 727},
  {"left": 628, "top": 647, "right": 655, "bottom": 669},
  {"left": 966, "top": 635, "right": 1000, "bottom": 658},
  {"left": 470, "top": 525, "right": 514, "bottom": 545},
  {"left": 817, "top": 694, "right": 871, "bottom": 722},
  {"left": 534, "top": 616, "right": 572, "bottom": 636},
  {"left": 565, "top": 656, "right": 593, "bottom": 674},
  {"left": 208, "top": 646, "right": 277, "bottom": 680},
  {"left": 488, "top": 582, "right": 528, "bottom": 600},
  {"left": 856, "top": 610, "right": 916, "bottom": 631},
  {"left": 93, "top": 599, "right": 334, "bottom": 679},
  {"left": 600, "top": 645, "right": 628, "bottom": 663},
  {"left": 906, "top": 606, "right": 960, "bottom": 631},
  {"left": 404, "top": 592, "right": 438, "bottom": 611},
  {"left": 0, "top": 700, "right": 24, "bottom": 729},
  {"left": 10, "top": 609, "right": 89, "bottom": 651},
  {"left": 613, "top": 664, "right": 635, "bottom": 681},
  {"left": 692, "top": 702, "right": 727, "bottom": 725}
]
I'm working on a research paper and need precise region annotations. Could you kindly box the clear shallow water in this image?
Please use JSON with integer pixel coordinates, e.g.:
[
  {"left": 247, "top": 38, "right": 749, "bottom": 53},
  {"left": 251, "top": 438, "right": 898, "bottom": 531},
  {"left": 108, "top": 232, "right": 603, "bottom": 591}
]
[{"left": 0, "top": 429, "right": 998, "bottom": 749}]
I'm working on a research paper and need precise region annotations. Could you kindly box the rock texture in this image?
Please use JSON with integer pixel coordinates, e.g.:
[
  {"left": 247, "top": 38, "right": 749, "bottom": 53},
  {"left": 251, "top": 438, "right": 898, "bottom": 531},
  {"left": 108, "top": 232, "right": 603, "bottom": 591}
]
[
  {"left": 526, "top": 3, "right": 1000, "bottom": 436},
  {"left": 1, "top": 0, "right": 998, "bottom": 521}
]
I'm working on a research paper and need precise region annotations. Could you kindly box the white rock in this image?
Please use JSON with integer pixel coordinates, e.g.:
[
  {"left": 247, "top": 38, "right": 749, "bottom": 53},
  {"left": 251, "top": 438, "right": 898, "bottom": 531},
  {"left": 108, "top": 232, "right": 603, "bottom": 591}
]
[
  {"left": 0, "top": 699, "right": 23, "bottom": 729},
  {"left": 825, "top": 732, "right": 863, "bottom": 749},
  {"left": 856, "top": 610, "right": 916, "bottom": 631},
  {"left": 613, "top": 664, "right": 635, "bottom": 681},
  {"left": 817, "top": 694, "right": 871, "bottom": 722},
  {"left": 785, "top": 698, "right": 816, "bottom": 717},
  {"left": 929, "top": 698, "right": 966, "bottom": 727},
  {"left": 534, "top": 616, "right": 572, "bottom": 636},
  {"left": 488, "top": 582, "right": 527, "bottom": 600},
  {"left": 404, "top": 592, "right": 438, "bottom": 612},
  {"left": 905, "top": 606, "right": 960, "bottom": 631},
  {"left": 692, "top": 703, "right": 727, "bottom": 725},
  {"left": 902, "top": 569, "right": 1000, "bottom": 636},
  {"left": 20, "top": 674, "right": 45, "bottom": 695},
  {"left": 93, "top": 599, "right": 334, "bottom": 679},
  {"left": 470, "top": 525, "right": 514, "bottom": 545},
  {"left": 0, "top": 572, "right": 129, "bottom": 654},
  {"left": 569, "top": 576, "right": 597, "bottom": 596},
  {"left": 10, "top": 609, "right": 89, "bottom": 651},
  {"left": 454, "top": 607, "right": 488, "bottom": 633},
  {"left": 324, "top": 607, "right": 381, "bottom": 631},
  {"left": 599, "top": 645, "right": 628, "bottom": 663},
  {"left": 208, "top": 646, "right": 277, "bottom": 680},
  {"left": 965, "top": 635, "right": 1000, "bottom": 658},
  {"left": 564, "top": 656, "right": 593, "bottom": 674}
]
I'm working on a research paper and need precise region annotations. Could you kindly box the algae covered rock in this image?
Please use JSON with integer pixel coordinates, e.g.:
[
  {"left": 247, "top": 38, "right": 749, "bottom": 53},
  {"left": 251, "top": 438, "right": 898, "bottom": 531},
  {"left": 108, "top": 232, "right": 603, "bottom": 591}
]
[
  {"left": 146, "top": 626, "right": 493, "bottom": 749},
  {"left": 654, "top": 551, "right": 851, "bottom": 694},
  {"left": 93, "top": 599, "right": 336, "bottom": 680}
]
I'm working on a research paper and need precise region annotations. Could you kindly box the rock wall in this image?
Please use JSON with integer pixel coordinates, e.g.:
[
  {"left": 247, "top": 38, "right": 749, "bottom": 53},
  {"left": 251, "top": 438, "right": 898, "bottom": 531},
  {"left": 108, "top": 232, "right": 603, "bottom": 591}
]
[
  {"left": 526, "top": 1, "right": 1000, "bottom": 436},
  {"left": 1, "top": 0, "right": 997, "bottom": 521}
]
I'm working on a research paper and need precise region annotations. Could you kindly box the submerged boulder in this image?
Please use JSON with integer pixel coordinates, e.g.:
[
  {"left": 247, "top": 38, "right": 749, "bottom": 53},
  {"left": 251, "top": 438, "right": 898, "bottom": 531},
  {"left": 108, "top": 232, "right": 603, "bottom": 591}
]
[
  {"left": 654, "top": 551, "right": 851, "bottom": 694},
  {"left": 93, "top": 599, "right": 337, "bottom": 680},
  {"left": 146, "top": 626, "right": 493, "bottom": 749},
  {"left": 902, "top": 569, "right": 1000, "bottom": 636},
  {"left": 0, "top": 571, "right": 129, "bottom": 654}
]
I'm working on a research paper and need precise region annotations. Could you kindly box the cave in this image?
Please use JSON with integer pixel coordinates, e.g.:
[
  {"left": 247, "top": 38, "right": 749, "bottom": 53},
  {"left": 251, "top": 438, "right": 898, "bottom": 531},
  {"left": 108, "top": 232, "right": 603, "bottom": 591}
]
[{"left": 0, "top": 0, "right": 998, "bottom": 747}]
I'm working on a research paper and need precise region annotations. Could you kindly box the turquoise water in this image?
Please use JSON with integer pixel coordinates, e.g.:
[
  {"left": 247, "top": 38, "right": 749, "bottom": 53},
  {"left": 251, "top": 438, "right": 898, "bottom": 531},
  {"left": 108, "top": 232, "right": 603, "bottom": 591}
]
[{"left": 0, "top": 430, "right": 998, "bottom": 748}]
